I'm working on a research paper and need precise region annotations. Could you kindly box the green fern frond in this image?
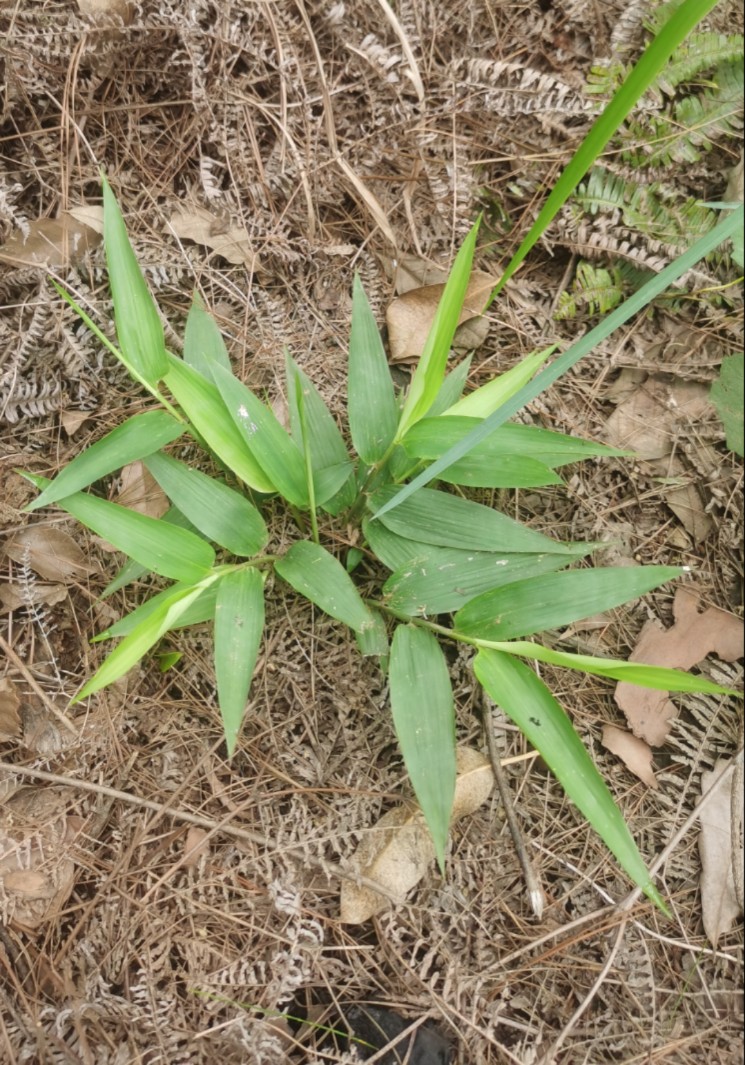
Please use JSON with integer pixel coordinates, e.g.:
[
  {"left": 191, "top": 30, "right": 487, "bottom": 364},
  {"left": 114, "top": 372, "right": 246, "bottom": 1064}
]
[
  {"left": 555, "top": 262, "right": 625, "bottom": 320},
  {"left": 656, "top": 33, "right": 744, "bottom": 95}
]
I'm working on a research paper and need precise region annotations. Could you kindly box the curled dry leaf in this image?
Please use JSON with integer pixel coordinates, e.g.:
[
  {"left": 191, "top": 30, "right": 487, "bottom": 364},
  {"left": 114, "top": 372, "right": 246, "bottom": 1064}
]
[
  {"left": 601, "top": 724, "right": 657, "bottom": 789},
  {"left": 340, "top": 747, "right": 494, "bottom": 924},
  {"left": 168, "top": 205, "right": 264, "bottom": 272},
  {"left": 0, "top": 787, "right": 81, "bottom": 932},
  {"left": 0, "top": 677, "right": 22, "bottom": 740},
  {"left": 0, "top": 581, "right": 68, "bottom": 612},
  {"left": 5, "top": 525, "right": 97, "bottom": 582},
  {"left": 615, "top": 586, "right": 744, "bottom": 746},
  {"left": 698, "top": 758, "right": 743, "bottom": 946},
  {"left": 0, "top": 212, "right": 101, "bottom": 268},
  {"left": 386, "top": 269, "right": 496, "bottom": 363}
]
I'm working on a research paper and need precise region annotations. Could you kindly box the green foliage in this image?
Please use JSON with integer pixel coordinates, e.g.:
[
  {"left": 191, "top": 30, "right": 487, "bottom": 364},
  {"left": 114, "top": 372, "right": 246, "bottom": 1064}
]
[
  {"left": 711, "top": 352, "right": 745, "bottom": 455},
  {"left": 556, "top": 262, "right": 625, "bottom": 319}
]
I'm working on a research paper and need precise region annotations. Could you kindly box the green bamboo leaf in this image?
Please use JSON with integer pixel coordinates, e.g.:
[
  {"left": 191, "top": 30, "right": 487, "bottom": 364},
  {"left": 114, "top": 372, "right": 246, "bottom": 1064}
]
[
  {"left": 275, "top": 540, "right": 374, "bottom": 633},
  {"left": 102, "top": 176, "right": 168, "bottom": 385},
  {"left": 397, "top": 219, "right": 481, "bottom": 438},
  {"left": 74, "top": 577, "right": 220, "bottom": 702},
  {"left": 100, "top": 506, "right": 206, "bottom": 597},
  {"left": 286, "top": 352, "right": 354, "bottom": 505},
  {"left": 424, "top": 355, "right": 473, "bottom": 418},
  {"left": 214, "top": 568, "right": 264, "bottom": 755},
  {"left": 456, "top": 566, "right": 683, "bottom": 641},
  {"left": 389, "top": 625, "right": 456, "bottom": 872},
  {"left": 474, "top": 649, "right": 668, "bottom": 911},
  {"left": 25, "top": 411, "right": 185, "bottom": 513},
  {"left": 443, "top": 346, "right": 554, "bottom": 418},
  {"left": 348, "top": 273, "right": 399, "bottom": 463},
  {"left": 434, "top": 454, "right": 561, "bottom": 489},
  {"left": 209, "top": 362, "right": 308, "bottom": 507},
  {"left": 164, "top": 354, "right": 275, "bottom": 494},
  {"left": 183, "top": 294, "right": 232, "bottom": 378},
  {"left": 47, "top": 484, "right": 214, "bottom": 583},
  {"left": 355, "top": 608, "right": 389, "bottom": 657},
  {"left": 471, "top": 640, "right": 741, "bottom": 695},
  {"left": 144, "top": 452, "right": 267, "bottom": 557},
  {"left": 384, "top": 548, "right": 586, "bottom": 615},
  {"left": 93, "top": 579, "right": 219, "bottom": 641},
  {"left": 369, "top": 486, "right": 577, "bottom": 555}
]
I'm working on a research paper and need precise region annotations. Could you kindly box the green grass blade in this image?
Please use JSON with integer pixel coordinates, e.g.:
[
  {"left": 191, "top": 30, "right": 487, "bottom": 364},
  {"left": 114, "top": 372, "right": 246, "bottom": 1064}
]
[
  {"left": 485, "top": 0, "right": 722, "bottom": 307},
  {"left": 163, "top": 354, "right": 275, "bottom": 493},
  {"left": 384, "top": 549, "right": 585, "bottom": 615},
  {"left": 348, "top": 274, "right": 399, "bottom": 463},
  {"left": 144, "top": 452, "right": 268, "bottom": 557},
  {"left": 275, "top": 540, "right": 373, "bottom": 633},
  {"left": 389, "top": 625, "right": 456, "bottom": 872},
  {"left": 102, "top": 176, "right": 168, "bottom": 385},
  {"left": 471, "top": 640, "right": 741, "bottom": 696},
  {"left": 25, "top": 411, "right": 184, "bottom": 512},
  {"left": 397, "top": 219, "right": 481, "bottom": 438},
  {"left": 474, "top": 649, "right": 669, "bottom": 912},
  {"left": 183, "top": 294, "right": 232, "bottom": 377},
  {"left": 443, "top": 346, "right": 554, "bottom": 418},
  {"left": 369, "top": 486, "right": 577, "bottom": 555},
  {"left": 23, "top": 474, "right": 215, "bottom": 583},
  {"left": 286, "top": 352, "right": 353, "bottom": 505},
  {"left": 214, "top": 567, "right": 264, "bottom": 755},
  {"left": 209, "top": 362, "right": 308, "bottom": 507},
  {"left": 373, "top": 205, "right": 743, "bottom": 519},
  {"left": 455, "top": 566, "right": 682, "bottom": 641},
  {"left": 74, "top": 578, "right": 218, "bottom": 702}
]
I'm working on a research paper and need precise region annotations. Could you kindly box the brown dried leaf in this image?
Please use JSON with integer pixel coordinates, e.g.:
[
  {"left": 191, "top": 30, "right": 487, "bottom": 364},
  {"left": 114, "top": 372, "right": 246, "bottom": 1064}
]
[
  {"left": 76, "top": 0, "right": 133, "bottom": 24},
  {"left": 117, "top": 461, "right": 169, "bottom": 519},
  {"left": 59, "top": 409, "right": 91, "bottom": 436},
  {"left": 0, "top": 213, "right": 101, "bottom": 268},
  {"left": 601, "top": 725, "right": 657, "bottom": 789},
  {"left": 168, "top": 205, "right": 264, "bottom": 272},
  {"left": 605, "top": 375, "right": 712, "bottom": 460},
  {"left": 183, "top": 827, "right": 210, "bottom": 868},
  {"left": 5, "top": 525, "right": 97, "bottom": 582},
  {"left": 0, "top": 678, "right": 22, "bottom": 740},
  {"left": 0, "top": 581, "right": 68, "bottom": 612},
  {"left": 615, "top": 587, "right": 744, "bottom": 746},
  {"left": 386, "top": 269, "right": 496, "bottom": 363},
  {"left": 698, "top": 758, "right": 743, "bottom": 946},
  {"left": 340, "top": 747, "right": 493, "bottom": 923}
]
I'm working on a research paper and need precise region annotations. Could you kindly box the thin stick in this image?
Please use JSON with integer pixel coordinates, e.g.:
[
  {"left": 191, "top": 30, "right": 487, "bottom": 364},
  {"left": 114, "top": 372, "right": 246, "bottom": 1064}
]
[{"left": 0, "top": 634, "right": 78, "bottom": 735}]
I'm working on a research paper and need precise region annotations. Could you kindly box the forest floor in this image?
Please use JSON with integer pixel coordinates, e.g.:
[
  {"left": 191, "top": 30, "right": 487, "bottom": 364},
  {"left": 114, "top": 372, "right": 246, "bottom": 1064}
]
[{"left": 0, "top": 1, "right": 743, "bottom": 1062}]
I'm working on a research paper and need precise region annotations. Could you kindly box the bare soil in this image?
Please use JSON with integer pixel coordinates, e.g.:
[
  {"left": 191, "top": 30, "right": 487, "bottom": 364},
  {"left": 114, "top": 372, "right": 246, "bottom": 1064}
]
[{"left": 0, "top": 1, "right": 743, "bottom": 1063}]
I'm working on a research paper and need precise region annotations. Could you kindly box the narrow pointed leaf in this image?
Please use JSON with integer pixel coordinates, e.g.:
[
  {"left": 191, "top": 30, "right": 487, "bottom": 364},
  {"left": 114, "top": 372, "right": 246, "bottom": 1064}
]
[
  {"left": 102, "top": 177, "right": 167, "bottom": 384},
  {"left": 424, "top": 355, "right": 472, "bottom": 418},
  {"left": 74, "top": 578, "right": 219, "bottom": 702},
  {"left": 370, "top": 486, "right": 576, "bottom": 555},
  {"left": 348, "top": 273, "right": 399, "bottom": 463},
  {"left": 275, "top": 541, "right": 373, "bottom": 633},
  {"left": 355, "top": 608, "right": 389, "bottom": 657},
  {"left": 183, "top": 294, "right": 232, "bottom": 377},
  {"left": 144, "top": 452, "right": 267, "bottom": 557},
  {"left": 286, "top": 352, "right": 353, "bottom": 505},
  {"left": 434, "top": 454, "right": 561, "bottom": 489},
  {"left": 390, "top": 625, "right": 456, "bottom": 872},
  {"left": 397, "top": 219, "right": 481, "bottom": 438},
  {"left": 101, "top": 505, "right": 207, "bottom": 597},
  {"left": 474, "top": 649, "right": 668, "bottom": 911},
  {"left": 443, "top": 346, "right": 554, "bottom": 418},
  {"left": 471, "top": 640, "right": 740, "bottom": 695},
  {"left": 164, "top": 354, "right": 275, "bottom": 493},
  {"left": 456, "top": 566, "right": 683, "bottom": 641},
  {"left": 210, "top": 361, "right": 308, "bottom": 507},
  {"left": 25, "top": 411, "right": 184, "bottom": 512},
  {"left": 214, "top": 568, "right": 264, "bottom": 755},
  {"left": 94, "top": 579, "right": 219, "bottom": 641}
]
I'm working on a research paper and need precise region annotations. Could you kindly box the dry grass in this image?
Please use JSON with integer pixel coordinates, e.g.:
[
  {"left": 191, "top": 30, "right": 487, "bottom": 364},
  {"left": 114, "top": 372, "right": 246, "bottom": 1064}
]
[{"left": 1, "top": 0, "right": 743, "bottom": 1062}]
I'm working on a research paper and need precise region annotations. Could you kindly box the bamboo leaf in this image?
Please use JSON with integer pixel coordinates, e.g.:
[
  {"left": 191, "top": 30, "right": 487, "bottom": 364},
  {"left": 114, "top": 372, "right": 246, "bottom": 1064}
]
[
  {"left": 100, "top": 506, "right": 206, "bottom": 597},
  {"left": 94, "top": 580, "right": 219, "bottom": 641},
  {"left": 164, "top": 354, "right": 275, "bottom": 493},
  {"left": 275, "top": 540, "right": 373, "bottom": 633},
  {"left": 443, "top": 346, "right": 554, "bottom": 418},
  {"left": 455, "top": 566, "right": 683, "bottom": 641},
  {"left": 25, "top": 410, "right": 185, "bottom": 512},
  {"left": 214, "top": 568, "right": 264, "bottom": 755},
  {"left": 390, "top": 625, "right": 456, "bottom": 872},
  {"left": 424, "top": 355, "right": 472, "bottom": 418},
  {"left": 102, "top": 176, "right": 168, "bottom": 385},
  {"left": 183, "top": 294, "right": 232, "bottom": 377},
  {"left": 348, "top": 274, "right": 399, "bottom": 463},
  {"left": 474, "top": 649, "right": 668, "bottom": 911},
  {"left": 144, "top": 452, "right": 267, "bottom": 557},
  {"left": 397, "top": 219, "right": 481, "bottom": 438},
  {"left": 210, "top": 361, "right": 308, "bottom": 507}
]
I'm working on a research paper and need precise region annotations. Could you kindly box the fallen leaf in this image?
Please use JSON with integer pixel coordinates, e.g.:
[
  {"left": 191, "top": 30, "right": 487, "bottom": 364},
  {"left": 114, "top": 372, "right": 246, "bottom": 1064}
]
[
  {"left": 0, "top": 213, "right": 101, "bottom": 268},
  {"left": 5, "top": 525, "right": 97, "bottom": 582},
  {"left": 0, "top": 678, "right": 22, "bottom": 740},
  {"left": 60, "top": 409, "right": 91, "bottom": 436},
  {"left": 340, "top": 747, "right": 494, "bottom": 923},
  {"left": 386, "top": 269, "right": 496, "bottom": 363},
  {"left": 0, "top": 581, "right": 68, "bottom": 612},
  {"left": 392, "top": 253, "right": 449, "bottom": 293},
  {"left": 615, "top": 586, "right": 744, "bottom": 746},
  {"left": 698, "top": 758, "right": 743, "bottom": 946},
  {"left": 183, "top": 827, "right": 210, "bottom": 869},
  {"left": 601, "top": 724, "right": 657, "bottom": 789},
  {"left": 168, "top": 205, "right": 264, "bottom": 272},
  {"left": 67, "top": 204, "right": 105, "bottom": 235},
  {"left": 76, "top": 0, "right": 133, "bottom": 23},
  {"left": 117, "top": 461, "right": 169, "bottom": 519}
]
